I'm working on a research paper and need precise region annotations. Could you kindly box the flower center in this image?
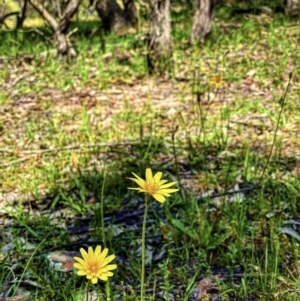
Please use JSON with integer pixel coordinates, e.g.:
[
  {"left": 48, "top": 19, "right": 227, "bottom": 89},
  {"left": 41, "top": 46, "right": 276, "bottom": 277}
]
[
  {"left": 145, "top": 182, "right": 159, "bottom": 194},
  {"left": 88, "top": 262, "right": 100, "bottom": 275}
]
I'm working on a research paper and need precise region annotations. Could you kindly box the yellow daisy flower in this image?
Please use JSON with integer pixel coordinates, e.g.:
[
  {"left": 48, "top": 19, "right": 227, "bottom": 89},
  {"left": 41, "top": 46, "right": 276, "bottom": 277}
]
[
  {"left": 73, "top": 246, "right": 117, "bottom": 284},
  {"left": 209, "top": 74, "right": 224, "bottom": 88},
  {"left": 128, "top": 168, "right": 179, "bottom": 203}
]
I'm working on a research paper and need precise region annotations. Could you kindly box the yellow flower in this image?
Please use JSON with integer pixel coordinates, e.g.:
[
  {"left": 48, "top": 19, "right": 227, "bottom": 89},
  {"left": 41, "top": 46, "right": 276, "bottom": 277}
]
[
  {"left": 209, "top": 74, "right": 224, "bottom": 88},
  {"left": 128, "top": 168, "right": 179, "bottom": 203},
  {"left": 73, "top": 246, "right": 117, "bottom": 284}
]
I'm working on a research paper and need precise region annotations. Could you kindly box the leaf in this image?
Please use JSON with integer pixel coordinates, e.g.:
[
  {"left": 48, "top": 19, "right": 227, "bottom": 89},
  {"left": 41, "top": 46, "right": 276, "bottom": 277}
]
[{"left": 171, "top": 219, "right": 197, "bottom": 240}]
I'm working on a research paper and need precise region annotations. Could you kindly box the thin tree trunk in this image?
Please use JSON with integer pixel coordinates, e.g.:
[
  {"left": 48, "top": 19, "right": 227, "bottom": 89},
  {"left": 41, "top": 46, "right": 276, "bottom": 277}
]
[
  {"left": 16, "top": 0, "right": 28, "bottom": 28},
  {"left": 94, "top": 0, "right": 137, "bottom": 32},
  {"left": 148, "top": 0, "right": 172, "bottom": 74},
  {"left": 189, "top": 0, "right": 216, "bottom": 44},
  {"left": 28, "top": 0, "right": 80, "bottom": 59},
  {"left": 123, "top": 0, "right": 137, "bottom": 26},
  {"left": 59, "top": 0, "right": 81, "bottom": 33}
]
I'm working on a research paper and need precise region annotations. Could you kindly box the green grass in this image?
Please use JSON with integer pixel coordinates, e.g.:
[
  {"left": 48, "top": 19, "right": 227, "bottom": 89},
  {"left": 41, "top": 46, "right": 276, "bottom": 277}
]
[{"left": 1, "top": 3, "right": 300, "bottom": 301}]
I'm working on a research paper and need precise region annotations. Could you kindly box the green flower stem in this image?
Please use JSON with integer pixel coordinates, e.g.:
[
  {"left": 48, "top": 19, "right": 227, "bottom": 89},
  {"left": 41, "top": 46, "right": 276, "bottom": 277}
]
[
  {"left": 141, "top": 195, "right": 150, "bottom": 300},
  {"left": 86, "top": 281, "right": 90, "bottom": 301},
  {"left": 100, "top": 169, "right": 107, "bottom": 247}
]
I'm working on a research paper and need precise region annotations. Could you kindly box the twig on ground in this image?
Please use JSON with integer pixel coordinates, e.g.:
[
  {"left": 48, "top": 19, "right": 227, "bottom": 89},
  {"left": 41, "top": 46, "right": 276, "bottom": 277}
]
[
  {"left": 0, "top": 141, "right": 139, "bottom": 154},
  {"left": 0, "top": 157, "right": 29, "bottom": 168}
]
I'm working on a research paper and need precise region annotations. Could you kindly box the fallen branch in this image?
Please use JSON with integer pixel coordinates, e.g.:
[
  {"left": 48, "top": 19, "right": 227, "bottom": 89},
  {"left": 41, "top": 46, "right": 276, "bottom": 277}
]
[{"left": 0, "top": 157, "right": 29, "bottom": 168}]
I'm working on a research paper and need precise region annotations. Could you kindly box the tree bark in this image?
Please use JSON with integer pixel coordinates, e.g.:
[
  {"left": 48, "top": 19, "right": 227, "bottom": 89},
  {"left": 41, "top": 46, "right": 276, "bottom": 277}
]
[
  {"left": 94, "top": 0, "right": 137, "bottom": 32},
  {"left": 16, "top": 0, "right": 28, "bottom": 28},
  {"left": 123, "top": 0, "right": 138, "bottom": 25},
  {"left": 148, "top": 0, "right": 172, "bottom": 74},
  {"left": 28, "top": 0, "right": 80, "bottom": 60},
  {"left": 189, "top": 0, "right": 216, "bottom": 44}
]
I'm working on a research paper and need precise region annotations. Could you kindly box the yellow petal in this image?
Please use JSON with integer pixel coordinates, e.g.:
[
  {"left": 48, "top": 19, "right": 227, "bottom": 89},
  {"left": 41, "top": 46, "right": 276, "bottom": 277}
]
[
  {"left": 88, "top": 246, "right": 94, "bottom": 257},
  {"left": 77, "top": 270, "right": 87, "bottom": 276},
  {"left": 95, "top": 245, "right": 102, "bottom": 254},
  {"left": 160, "top": 192, "right": 171, "bottom": 197},
  {"left": 91, "top": 277, "right": 98, "bottom": 284},
  {"left": 73, "top": 257, "right": 86, "bottom": 266},
  {"left": 103, "top": 271, "right": 114, "bottom": 277},
  {"left": 158, "top": 188, "right": 179, "bottom": 195},
  {"left": 99, "top": 274, "right": 109, "bottom": 281},
  {"left": 130, "top": 173, "right": 146, "bottom": 185},
  {"left": 102, "top": 255, "right": 116, "bottom": 266},
  {"left": 145, "top": 168, "right": 153, "bottom": 182},
  {"left": 128, "top": 177, "right": 146, "bottom": 189},
  {"left": 98, "top": 248, "right": 108, "bottom": 265},
  {"left": 153, "top": 171, "right": 162, "bottom": 183},
  {"left": 101, "top": 248, "right": 109, "bottom": 259},
  {"left": 158, "top": 187, "right": 179, "bottom": 193},
  {"left": 127, "top": 187, "right": 145, "bottom": 193},
  {"left": 79, "top": 248, "right": 88, "bottom": 260},
  {"left": 101, "top": 264, "right": 117, "bottom": 271},
  {"left": 157, "top": 179, "right": 168, "bottom": 186},
  {"left": 159, "top": 182, "right": 178, "bottom": 189},
  {"left": 152, "top": 193, "right": 166, "bottom": 203}
]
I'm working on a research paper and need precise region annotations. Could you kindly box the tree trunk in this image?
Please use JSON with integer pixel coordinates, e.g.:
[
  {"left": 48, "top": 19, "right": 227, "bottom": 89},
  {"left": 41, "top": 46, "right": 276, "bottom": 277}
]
[
  {"left": 148, "top": 0, "right": 172, "bottom": 74},
  {"left": 17, "top": 0, "right": 28, "bottom": 28},
  {"left": 28, "top": 0, "right": 80, "bottom": 60},
  {"left": 94, "top": 0, "right": 137, "bottom": 32},
  {"left": 123, "top": 0, "right": 138, "bottom": 25},
  {"left": 189, "top": 0, "right": 216, "bottom": 44}
]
